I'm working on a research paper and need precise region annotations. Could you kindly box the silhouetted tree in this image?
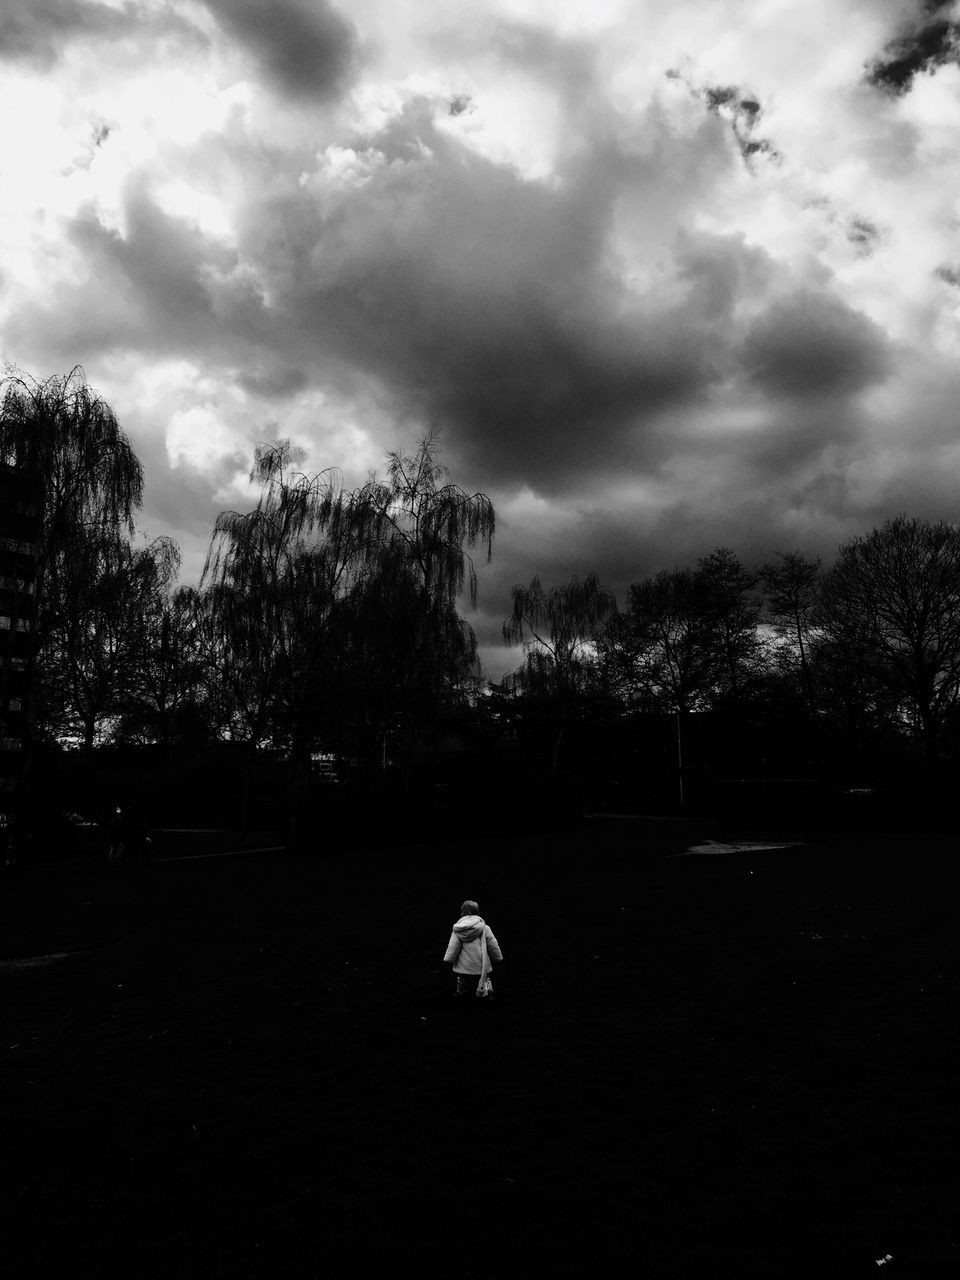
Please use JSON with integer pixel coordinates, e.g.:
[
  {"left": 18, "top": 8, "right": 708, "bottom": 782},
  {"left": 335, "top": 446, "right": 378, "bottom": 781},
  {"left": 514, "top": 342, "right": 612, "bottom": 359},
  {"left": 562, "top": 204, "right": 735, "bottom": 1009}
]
[
  {"left": 760, "top": 551, "right": 822, "bottom": 711},
  {"left": 354, "top": 435, "right": 495, "bottom": 617},
  {"left": 0, "top": 368, "right": 143, "bottom": 620},
  {"left": 346, "top": 435, "right": 495, "bottom": 778},
  {"left": 614, "top": 568, "right": 723, "bottom": 713},
  {"left": 0, "top": 368, "right": 143, "bottom": 844},
  {"left": 42, "top": 533, "right": 180, "bottom": 750},
  {"left": 818, "top": 516, "right": 960, "bottom": 777},
  {"left": 610, "top": 549, "right": 762, "bottom": 714},
  {"left": 119, "top": 582, "right": 211, "bottom": 750},
  {"left": 503, "top": 572, "right": 616, "bottom": 772},
  {"left": 202, "top": 442, "right": 352, "bottom": 833},
  {"left": 695, "top": 547, "right": 763, "bottom": 701},
  {"left": 806, "top": 634, "right": 906, "bottom": 785},
  {"left": 202, "top": 435, "right": 494, "bottom": 836}
]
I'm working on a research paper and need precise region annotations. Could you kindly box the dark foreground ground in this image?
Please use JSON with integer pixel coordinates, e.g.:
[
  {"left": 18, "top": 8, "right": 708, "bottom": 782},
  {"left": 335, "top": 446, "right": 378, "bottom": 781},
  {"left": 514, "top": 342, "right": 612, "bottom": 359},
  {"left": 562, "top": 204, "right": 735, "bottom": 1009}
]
[{"left": 2, "top": 818, "right": 959, "bottom": 1278}]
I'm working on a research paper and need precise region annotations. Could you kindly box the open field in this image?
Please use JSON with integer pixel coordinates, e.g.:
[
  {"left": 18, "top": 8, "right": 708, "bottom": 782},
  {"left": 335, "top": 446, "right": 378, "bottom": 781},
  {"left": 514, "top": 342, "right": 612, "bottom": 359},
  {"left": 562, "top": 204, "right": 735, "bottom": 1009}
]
[{"left": 2, "top": 818, "right": 959, "bottom": 1277}]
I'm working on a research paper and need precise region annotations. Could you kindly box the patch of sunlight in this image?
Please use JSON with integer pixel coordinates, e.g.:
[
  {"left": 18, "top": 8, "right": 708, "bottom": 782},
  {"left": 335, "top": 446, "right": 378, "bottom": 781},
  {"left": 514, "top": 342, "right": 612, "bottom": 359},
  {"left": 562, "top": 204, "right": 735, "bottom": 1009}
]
[
  {"left": 679, "top": 840, "right": 803, "bottom": 856},
  {"left": 0, "top": 953, "right": 71, "bottom": 970}
]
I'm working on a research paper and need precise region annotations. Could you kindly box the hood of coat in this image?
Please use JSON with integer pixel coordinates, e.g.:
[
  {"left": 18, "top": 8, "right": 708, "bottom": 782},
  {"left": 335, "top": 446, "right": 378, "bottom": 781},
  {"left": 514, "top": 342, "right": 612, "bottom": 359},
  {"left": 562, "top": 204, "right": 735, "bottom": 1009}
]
[{"left": 453, "top": 914, "right": 485, "bottom": 941}]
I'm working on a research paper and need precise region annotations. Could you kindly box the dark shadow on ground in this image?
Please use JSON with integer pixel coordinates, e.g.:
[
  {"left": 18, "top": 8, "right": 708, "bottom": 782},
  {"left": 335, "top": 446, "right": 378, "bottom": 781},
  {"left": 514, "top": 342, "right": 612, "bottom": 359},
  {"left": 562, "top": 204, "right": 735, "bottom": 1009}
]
[{"left": 2, "top": 819, "right": 958, "bottom": 1276}]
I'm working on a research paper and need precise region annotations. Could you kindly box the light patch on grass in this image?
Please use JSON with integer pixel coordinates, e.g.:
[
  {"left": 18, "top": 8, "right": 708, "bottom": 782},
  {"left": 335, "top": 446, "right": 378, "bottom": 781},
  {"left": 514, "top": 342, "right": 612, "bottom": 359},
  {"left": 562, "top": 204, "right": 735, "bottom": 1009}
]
[
  {"left": 679, "top": 840, "right": 803, "bottom": 855},
  {"left": 0, "top": 953, "right": 71, "bottom": 970}
]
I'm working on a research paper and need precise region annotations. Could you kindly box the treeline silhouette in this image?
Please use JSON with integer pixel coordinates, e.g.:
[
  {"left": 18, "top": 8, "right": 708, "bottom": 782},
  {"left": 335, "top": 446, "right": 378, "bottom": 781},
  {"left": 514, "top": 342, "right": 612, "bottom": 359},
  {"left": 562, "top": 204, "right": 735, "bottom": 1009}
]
[
  {"left": 3, "top": 369, "right": 960, "bottom": 851},
  {"left": 503, "top": 527, "right": 960, "bottom": 825},
  {"left": 1, "top": 369, "right": 497, "bottom": 850}
]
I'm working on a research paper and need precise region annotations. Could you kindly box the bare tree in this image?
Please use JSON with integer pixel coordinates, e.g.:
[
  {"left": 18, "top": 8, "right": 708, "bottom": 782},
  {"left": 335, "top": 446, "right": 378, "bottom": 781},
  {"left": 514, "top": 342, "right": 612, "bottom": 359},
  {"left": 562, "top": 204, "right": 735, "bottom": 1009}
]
[
  {"left": 43, "top": 533, "right": 180, "bottom": 750},
  {"left": 759, "top": 551, "right": 822, "bottom": 711},
  {"left": 695, "top": 547, "right": 763, "bottom": 699},
  {"left": 818, "top": 516, "right": 960, "bottom": 776},
  {"left": 118, "top": 579, "right": 207, "bottom": 751},
  {"left": 614, "top": 550, "right": 762, "bottom": 713},
  {"left": 617, "top": 568, "right": 724, "bottom": 713}
]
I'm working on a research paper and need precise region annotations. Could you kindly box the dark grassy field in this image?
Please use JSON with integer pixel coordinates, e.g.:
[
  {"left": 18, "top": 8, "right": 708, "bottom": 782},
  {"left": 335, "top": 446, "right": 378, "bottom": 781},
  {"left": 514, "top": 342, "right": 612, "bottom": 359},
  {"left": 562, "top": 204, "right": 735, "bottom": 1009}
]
[{"left": 2, "top": 818, "right": 959, "bottom": 1277}]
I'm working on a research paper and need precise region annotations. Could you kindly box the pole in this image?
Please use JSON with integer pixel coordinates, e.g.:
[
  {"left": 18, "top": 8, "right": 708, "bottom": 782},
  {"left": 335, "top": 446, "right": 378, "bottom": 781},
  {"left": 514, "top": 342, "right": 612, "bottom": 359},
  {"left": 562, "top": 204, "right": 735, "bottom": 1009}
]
[{"left": 676, "top": 709, "right": 684, "bottom": 808}]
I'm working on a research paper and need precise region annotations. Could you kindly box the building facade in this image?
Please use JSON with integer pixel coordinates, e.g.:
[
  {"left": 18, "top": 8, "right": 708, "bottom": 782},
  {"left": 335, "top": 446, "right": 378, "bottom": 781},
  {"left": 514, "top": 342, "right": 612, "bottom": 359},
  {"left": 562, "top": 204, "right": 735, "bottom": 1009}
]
[{"left": 0, "top": 460, "right": 40, "bottom": 801}]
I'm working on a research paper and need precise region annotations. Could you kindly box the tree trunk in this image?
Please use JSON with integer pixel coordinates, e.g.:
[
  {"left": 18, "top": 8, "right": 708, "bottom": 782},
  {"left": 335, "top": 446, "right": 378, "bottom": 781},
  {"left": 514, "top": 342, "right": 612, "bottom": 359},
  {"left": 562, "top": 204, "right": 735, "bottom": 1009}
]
[
  {"left": 550, "top": 721, "right": 566, "bottom": 776},
  {"left": 240, "top": 737, "right": 255, "bottom": 844},
  {"left": 918, "top": 704, "right": 941, "bottom": 782},
  {"left": 796, "top": 626, "right": 815, "bottom": 713}
]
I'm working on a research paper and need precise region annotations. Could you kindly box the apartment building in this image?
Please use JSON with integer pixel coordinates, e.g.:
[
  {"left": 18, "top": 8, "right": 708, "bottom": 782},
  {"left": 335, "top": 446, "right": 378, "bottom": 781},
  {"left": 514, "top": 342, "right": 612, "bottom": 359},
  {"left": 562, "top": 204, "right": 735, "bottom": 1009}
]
[{"left": 0, "top": 459, "right": 40, "bottom": 795}]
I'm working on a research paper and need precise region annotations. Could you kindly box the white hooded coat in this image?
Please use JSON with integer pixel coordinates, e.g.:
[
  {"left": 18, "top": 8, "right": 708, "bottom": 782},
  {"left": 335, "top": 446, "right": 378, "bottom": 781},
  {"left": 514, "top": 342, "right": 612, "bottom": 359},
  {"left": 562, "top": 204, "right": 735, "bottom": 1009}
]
[{"left": 443, "top": 915, "right": 503, "bottom": 977}]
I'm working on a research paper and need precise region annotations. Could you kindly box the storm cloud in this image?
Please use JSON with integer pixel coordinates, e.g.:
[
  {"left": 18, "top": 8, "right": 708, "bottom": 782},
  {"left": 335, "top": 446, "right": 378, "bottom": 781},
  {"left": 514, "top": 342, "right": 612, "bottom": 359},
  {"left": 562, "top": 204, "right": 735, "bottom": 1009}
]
[
  {"left": 867, "top": 0, "right": 959, "bottom": 93},
  {"left": 3, "top": 0, "right": 960, "bottom": 680},
  {"left": 200, "top": 0, "right": 358, "bottom": 102},
  {"left": 741, "top": 291, "right": 891, "bottom": 399}
]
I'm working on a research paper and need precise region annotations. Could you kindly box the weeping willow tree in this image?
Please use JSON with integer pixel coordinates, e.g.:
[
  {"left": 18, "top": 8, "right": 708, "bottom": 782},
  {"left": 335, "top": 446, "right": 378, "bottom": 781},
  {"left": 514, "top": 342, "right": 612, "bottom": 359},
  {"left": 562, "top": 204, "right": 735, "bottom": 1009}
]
[
  {"left": 346, "top": 435, "right": 495, "bottom": 778},
  {"left": 503, "top": 572, "right": 617, "bottom": 773},
  {"left": 352, "top": 435, "right": 495, "bottom": 612},
  {"left": 0, "top": 367, "right": 143, "bottom": 585},
  {"left": 0, "top": 368, "right": 144, "bottom": 848},
  {"left": 201, "top": 443, "right": 353, "bottom": 837},
  {"left": 0, "top": 368, "right": 143, "bottom": 687},
  {"left": 202, "top": 434, "right": 494, "bottom": 838}
]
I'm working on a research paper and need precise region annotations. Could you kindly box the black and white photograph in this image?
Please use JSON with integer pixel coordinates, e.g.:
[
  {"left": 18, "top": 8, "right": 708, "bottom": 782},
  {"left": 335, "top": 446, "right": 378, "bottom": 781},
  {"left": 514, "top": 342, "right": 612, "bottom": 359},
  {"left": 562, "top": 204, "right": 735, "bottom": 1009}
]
[{"left": 3, "top": 1, "right": 960, "bottom": 1274}]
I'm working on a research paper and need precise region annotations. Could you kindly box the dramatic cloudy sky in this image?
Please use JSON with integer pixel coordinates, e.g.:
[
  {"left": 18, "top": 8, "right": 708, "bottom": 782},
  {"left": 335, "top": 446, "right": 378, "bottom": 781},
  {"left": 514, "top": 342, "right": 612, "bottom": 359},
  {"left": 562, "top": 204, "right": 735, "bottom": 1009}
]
[{"left": 3, "top": 0, "right": 960, "bottom": 676}]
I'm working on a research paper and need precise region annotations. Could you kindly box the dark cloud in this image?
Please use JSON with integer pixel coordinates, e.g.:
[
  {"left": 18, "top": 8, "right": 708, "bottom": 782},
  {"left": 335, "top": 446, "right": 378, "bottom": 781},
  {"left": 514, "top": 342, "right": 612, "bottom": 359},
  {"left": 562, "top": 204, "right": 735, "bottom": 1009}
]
[
  {"left": 5, "top": 88, "right": 905, "bottom": 636},
  {"left": 867, "top": 1, "right": 958, "bottom": 93},
  {"left": 0, "top": 0, "right": 202, "bottom": 70},
  {"left": 0, "top": 0, "right": 357, "bottom": 100},
  {"left": 740, "top": 291, "right": 891, "bottom": 399},
  {"left": 712, "top": 92, "right": 781, "bottom": 167},
  {"left": 237, "top": 365, "right": 310, "bottom": 400},
  {"left": 668, "top": 74, "right": 782, "bottom": 167},
  {"left": 132, "top": 424, "right": 240, "bottom": 543},
  {"left": 1, "top": 0, "right": 125, "bottom": 67},
  {"left": 9, "top": 2, "right": 960, "bottom": 692},
  {"left": 468, "top": 459, "right": 854, "bottom": 672},
  {"left": 8, "top": 179, "right": 270, "bottom": 366},
  {"left": 16, "top": 92, "right": 883, "bottom": 516},
  {"left": 675, "top": 230, "right": 774, "bottom": 324},
  {"left": 847, "top": 216, "right": 880, "bottom": 256},
  {"left": 201, "top": 0, "right": 358, "bottom": 102},
  {"left": 225, "top": 99, "right": 734, "bottom": 488}
]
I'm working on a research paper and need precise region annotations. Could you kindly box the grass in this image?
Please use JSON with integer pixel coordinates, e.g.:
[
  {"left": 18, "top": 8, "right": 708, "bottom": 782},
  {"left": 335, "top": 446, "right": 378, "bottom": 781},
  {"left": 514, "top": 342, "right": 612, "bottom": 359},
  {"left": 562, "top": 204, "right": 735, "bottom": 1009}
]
[{"left": 2, "top": 817, "right": 959, "bottom": 1277}]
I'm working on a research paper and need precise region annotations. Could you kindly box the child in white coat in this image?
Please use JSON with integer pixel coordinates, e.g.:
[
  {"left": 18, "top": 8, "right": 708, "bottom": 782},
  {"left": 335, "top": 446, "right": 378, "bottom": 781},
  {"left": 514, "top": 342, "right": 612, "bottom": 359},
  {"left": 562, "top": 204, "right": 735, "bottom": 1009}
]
[{"left": 444, "top": 899, "right": 503, "bottom": 998}]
